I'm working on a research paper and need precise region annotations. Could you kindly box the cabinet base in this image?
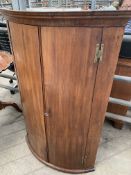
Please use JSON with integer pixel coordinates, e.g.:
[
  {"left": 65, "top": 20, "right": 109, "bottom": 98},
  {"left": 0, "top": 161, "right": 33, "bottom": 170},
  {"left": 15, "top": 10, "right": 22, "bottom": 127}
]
[{"left": 26, "top": 135, "right": 95, "bottom": 174}]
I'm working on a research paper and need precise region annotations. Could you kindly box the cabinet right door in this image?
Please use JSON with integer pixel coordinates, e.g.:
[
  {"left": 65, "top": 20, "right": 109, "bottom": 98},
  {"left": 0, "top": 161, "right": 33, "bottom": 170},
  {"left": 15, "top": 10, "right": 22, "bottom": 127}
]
[
  {"left": 84, "top": 27, "right": 124, "bottom": 168},
  {"left": 41, "top": 27, "right": 102, "bottom": 170}
]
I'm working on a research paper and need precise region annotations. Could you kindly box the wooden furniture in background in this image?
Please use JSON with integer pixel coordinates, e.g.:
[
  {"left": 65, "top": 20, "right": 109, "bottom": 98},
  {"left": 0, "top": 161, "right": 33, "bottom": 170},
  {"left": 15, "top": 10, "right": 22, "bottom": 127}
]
[
  {"left": 0, "top": 51, "right": 13, "bottom": 71},
  {"left": 0, "top": 51, "right": 21, "bottom": 112},
  {"left": 107, "top": 59, "right": 131, "bottom": 129},
  {"left": 1, "top": 9, "right": 130, "bottom": 173},
  {"left": 108, "top": 0, "right": 131, "bottom": 129}
]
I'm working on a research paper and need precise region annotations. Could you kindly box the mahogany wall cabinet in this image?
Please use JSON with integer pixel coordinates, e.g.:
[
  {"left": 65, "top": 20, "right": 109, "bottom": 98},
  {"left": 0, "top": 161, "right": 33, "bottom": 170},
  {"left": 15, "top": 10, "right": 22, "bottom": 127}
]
[{"left": 1, "top": 9, "right": 131, "bottom": 173}]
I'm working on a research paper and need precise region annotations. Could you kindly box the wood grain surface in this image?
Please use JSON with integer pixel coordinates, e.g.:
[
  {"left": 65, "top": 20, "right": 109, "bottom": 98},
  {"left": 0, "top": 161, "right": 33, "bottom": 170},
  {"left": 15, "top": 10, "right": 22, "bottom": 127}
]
[
  {"left": 41, "top": 27, "right": 102, "bottom": 169},
  {"left": 3, "top": 9, "right": 130, "bottom": 173},
  {"left": 1, "top": 9, "right": 131, "bottom": 27},
  {"left": 84, "top": 27, "right": 124, "bottom": 168},
  {"left": 9, "top": 22, "right": 47, "bottom": 161}
]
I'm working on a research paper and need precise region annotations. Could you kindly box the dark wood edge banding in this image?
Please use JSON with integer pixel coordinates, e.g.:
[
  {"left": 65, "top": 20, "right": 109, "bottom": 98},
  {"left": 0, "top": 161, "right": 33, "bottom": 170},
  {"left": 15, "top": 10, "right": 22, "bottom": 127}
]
[
  {"left": 26, "top": 135, "right": 95, "bottom": 174},
  {"left": 0, "top": 9, "right": 131, "bottom": 27}
]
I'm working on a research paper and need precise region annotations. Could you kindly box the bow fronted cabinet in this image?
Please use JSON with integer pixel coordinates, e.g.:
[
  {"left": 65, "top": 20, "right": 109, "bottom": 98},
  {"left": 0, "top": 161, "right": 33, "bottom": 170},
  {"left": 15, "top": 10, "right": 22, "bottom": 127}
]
[{"left": 1, "top": 9, "right": 131, "bottom": 173}]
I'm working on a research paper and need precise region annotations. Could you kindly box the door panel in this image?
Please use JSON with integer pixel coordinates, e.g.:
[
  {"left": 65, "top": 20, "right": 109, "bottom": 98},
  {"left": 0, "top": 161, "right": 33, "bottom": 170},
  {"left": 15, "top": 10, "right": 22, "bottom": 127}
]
[
  {"left": 9, "top": 22, "right": 47, "bottom": 160},
  {"left": 41, "top": 27, "right": 102, "bottom": 169},
  {"left": 84, "top": 27, "right": 124, "bottom": 168}
]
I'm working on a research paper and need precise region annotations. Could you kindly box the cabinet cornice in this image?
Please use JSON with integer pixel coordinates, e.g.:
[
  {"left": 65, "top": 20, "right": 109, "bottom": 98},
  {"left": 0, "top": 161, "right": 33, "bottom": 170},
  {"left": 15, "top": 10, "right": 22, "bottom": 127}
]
[{"left": 1, "top": 9, "right": 131, "bottom": 27}]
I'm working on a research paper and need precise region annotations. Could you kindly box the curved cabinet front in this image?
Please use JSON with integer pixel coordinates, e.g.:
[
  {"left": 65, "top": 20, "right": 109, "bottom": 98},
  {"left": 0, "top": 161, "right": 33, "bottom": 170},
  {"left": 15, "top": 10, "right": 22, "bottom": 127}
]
[
  {"left": 3, "top": 10, "right": 130, "bottom": 173},
  {"left": 9, "top": 22, "right": 48, "bottom": 161},
  {"left": 41, "top": 27, "right": 102, "bottom": 170}
]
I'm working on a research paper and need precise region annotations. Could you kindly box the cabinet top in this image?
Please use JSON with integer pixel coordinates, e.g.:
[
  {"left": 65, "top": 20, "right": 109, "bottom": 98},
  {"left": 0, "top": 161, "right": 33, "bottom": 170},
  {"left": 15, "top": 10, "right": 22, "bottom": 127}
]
[{"left": 1, "top": 9, "right": 131, "bottom": 27}]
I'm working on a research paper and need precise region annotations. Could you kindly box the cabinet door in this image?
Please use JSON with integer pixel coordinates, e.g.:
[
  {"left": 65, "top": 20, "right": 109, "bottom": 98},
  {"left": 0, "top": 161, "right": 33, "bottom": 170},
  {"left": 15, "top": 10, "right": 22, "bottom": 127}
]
[
  {"left": 84, "top": 27, "right": 124, "bottom": 168},
  {"left": 41, "top": 27, "right": 102, "bottom": 169},
  {"left": 9, "top": 22, "right": 47, "bottom": 160}
]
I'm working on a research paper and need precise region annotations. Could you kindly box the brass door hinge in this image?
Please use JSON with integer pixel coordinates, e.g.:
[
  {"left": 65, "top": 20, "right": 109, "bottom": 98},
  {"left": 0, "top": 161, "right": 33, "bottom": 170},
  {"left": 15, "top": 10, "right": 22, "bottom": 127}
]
[
  {"left": 94, "top": 43, "right": 104, "bottom": 63},
  {"left": 82, "top": 155, "right": 88, "bottom": 165}
]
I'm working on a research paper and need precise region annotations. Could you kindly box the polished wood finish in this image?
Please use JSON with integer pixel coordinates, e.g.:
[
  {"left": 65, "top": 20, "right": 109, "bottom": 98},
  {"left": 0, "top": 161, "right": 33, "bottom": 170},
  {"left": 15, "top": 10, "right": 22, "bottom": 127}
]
[
  {"left": 107, "top": 59, "right": 131, "bottom": 129},
  {"left": 26, "top": 136, "right": 94, "bottom": 174},
  {"left": 9, "top": 22, "right": 47, "bottom": 160},
  {"left": 84, "top": 27, "right": 124, "bottom": 168},
  {"left": 1, "top": 9, "right": 131, "bottom": 173},
  {"left": 41, "top": 27, "right": 101, "bottom": 169},
  {"left": 1, "top": 10, "right": 131, "bottom": 27}
]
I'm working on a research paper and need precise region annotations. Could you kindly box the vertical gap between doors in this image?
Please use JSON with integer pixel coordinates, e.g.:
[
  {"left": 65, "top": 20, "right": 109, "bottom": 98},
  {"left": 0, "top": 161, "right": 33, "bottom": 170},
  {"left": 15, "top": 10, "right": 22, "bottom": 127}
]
[{"left": 38, "top": 26, "right": 50, "bottom": 162}]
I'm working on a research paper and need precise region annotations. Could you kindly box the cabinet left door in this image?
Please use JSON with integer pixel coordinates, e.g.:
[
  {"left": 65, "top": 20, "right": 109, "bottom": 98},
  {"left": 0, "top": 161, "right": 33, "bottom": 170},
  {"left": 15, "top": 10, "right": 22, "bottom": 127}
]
[{"left": 9, "top": 22, "right": 47, "bottom": 160}]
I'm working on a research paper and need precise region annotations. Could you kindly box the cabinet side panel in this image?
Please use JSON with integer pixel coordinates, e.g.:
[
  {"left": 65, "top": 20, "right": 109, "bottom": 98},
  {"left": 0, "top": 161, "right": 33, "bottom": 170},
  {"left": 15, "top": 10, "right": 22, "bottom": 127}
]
[
  {"left": 85, "top": 27, "right": 124, "bottom": 168},
  {"left": 9, "top": 22, "right": 47, "bottom": 160},
  {"left": 41, "top": 27, "right": 102, "bottom": 169}
]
